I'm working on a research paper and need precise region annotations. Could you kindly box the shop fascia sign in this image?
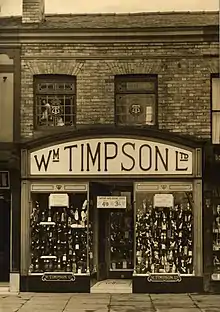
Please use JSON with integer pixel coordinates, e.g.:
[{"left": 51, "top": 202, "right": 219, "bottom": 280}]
[{"left": 30, "top": 137, "right": 193, "bottom": 176}]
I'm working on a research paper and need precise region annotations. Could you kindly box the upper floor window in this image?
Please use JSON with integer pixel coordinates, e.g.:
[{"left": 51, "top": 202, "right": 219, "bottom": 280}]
[
  {"left": 34, "top": 75, "right": 76, "bottom": 128},
  {"left": 212, "top": 75, "right": 220, "bottom": 144},
  {"left": 115, "top": 75, "right": 157, "bottom": 126}
]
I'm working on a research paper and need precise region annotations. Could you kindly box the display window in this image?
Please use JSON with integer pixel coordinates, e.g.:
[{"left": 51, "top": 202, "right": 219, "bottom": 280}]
[
  {"left": 134, "top": 184, "right": 194, "bottom": 276},
  {"left": 212, "top": 201, "right": 220, "bottom": 274},
  {"left": 29, "top": 191, "right": 92, "bottom": 275}
]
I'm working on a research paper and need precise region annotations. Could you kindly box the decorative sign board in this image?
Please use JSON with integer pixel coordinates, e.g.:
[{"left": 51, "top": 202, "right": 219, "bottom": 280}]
[
  {"left": 147, "top": 273, "right": 182, "bottom": 283},
  {"left": 0, "top": 171, "right": 10, "bottom": 189},
  {"left": 154, "top": 193, "right": 174, "bottom": 208},
  {"left": 49, "top": 193, "right": 69, "bottom": 207},
  {"left": 41, "top": 272, "right": 75, "bottom": 282},
  {"left": 97, "top": 196, "right": 127, "bottom": 209},
  {"left": 30, "top": 137, "right": 193, "bottom": 176}
]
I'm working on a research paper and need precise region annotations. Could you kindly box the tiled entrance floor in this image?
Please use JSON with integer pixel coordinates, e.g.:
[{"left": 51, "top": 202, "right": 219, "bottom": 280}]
[{"left": 91, "top": 279, "right": 132, "bottom": 293}]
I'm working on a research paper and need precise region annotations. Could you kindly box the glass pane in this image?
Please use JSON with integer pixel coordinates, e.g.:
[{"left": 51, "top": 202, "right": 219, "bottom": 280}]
[
  {"left": 36, "top": 79, "right": 75, "bottom": 94},
  {"left": 38, "top": 83, "right": 55, "bottom": 92},
  {"left": 212, "top": 112, "right": 220, "bottom": 144},
  {"left": 116, "top": 94, "right": 155, "bottom": 125},
  {"left": 110, "top": 206, "right": 134, "bottom": 270},
  {"left": 29, "top": 192, "right": 88, "bottom": 274},
  {"left": 213, "top": 202, "right": 220, "bottom": 273},
  {"left": 135, "top": 191, "right": 193, "bottom": 275},
  {"left": 36, "top": 95, "right": 75, "bottom": 127},
  {"left": 212, "top": 78, "right": 220, "bottom": 110},
  {"left": 116, "top": 80, "right": 155, "bottom": 92}
]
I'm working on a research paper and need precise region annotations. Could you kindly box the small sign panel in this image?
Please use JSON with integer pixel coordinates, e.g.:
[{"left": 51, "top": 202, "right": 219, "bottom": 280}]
[
  {"left": 154, "top": 193, "right": 174, "bottom": 208},
  {"left": 147, "top": 273, "right": 181, "bottom": 283},
  {"left": 0, "top": 171, "right": 9, "bottom": 189},
  {"left": 211, "top": 273, "right": 220, "bottom": 281},
  {"left": 97, "top": 196, "right": 127, "bottom": 209},
  {"left": 49, "top": 193, "right": 69, "bottom": 207},
  {"left": 41, "top": 272, "right": 75, "bottom": 282}
]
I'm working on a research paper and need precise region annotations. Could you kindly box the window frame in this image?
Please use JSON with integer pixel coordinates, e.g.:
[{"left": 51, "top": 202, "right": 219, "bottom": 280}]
[
  {"left": 114, "top": 74, "right": 158, "bottom": 127},
  {"left": 211, "top": 74, "right": 220, "bottom": 144},
  {"left": 33, "top": 74, "right": 76, "bottom": 130}
]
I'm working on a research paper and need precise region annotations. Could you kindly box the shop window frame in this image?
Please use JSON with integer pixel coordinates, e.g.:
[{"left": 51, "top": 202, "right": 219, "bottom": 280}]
[
  {"left": 114, "top": 74, "right": 158, "bottom": 127},
  {"left": 133, "top": 181, "right": 202, "bottom": 277},
  {"left": 33, "top": 74, "right": 76, "bottom": 130},
  {"left": 211, "top": 74, "right": 220, "bottom": 144},
  {"left": 20, "top": 182, "right": 94, "bottom": 276}
]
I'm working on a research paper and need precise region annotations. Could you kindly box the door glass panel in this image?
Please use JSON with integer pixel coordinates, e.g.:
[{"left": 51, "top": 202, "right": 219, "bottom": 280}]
[{"left": 110, "top": 209, "right": 133, "bottom": 270}]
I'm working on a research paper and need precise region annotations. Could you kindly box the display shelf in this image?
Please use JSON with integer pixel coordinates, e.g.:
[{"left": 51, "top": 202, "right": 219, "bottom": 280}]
[
  {"left": 28, "top": 272, "right": 90, "bottom": 276},
  {"left": 40, "top": 222, "right": 56, "bottom": 226},
  {"left": 70, "top": 224, "right": 86, "bottom": 229},
  {"left": 110, "top": 269, "right": 133, "bottom": 271}
]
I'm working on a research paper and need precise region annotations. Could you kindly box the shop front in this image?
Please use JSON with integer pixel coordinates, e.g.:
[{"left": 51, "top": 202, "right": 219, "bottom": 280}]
[{"left": 20, "top": 129, "right": 203, "bottom": 293}]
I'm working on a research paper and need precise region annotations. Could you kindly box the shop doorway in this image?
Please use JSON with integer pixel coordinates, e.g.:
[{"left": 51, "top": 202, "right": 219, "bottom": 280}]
[
  {"left": 0, "top": 193, "right": 10, "bottom": 282},
  {"left": 91, "top": 182, "right": 134, "bottom": 282}
]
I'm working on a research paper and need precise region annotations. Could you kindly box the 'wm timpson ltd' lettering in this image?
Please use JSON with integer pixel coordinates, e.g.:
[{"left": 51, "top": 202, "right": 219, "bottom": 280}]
[{"left": 33, "top": 140, "right": 190, "bottom": 174}]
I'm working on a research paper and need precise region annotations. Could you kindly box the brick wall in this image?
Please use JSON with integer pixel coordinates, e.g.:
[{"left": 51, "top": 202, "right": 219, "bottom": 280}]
[{"left": 21, "top": 41, "right": 219, "bottom": 140}]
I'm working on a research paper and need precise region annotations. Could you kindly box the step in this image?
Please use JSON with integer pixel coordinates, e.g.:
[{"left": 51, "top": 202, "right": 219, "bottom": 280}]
[{"left": 0, "top": 283, "right": 10, "bottom": 294}]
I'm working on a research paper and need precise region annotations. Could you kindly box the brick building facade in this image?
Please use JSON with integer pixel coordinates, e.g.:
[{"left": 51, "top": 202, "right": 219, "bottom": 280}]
[{"left": 0, "top": 0, "right": 219, "bottom": 293}]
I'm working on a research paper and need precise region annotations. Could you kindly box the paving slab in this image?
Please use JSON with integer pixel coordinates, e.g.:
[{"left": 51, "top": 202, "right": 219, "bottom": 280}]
[
  {"left": 110, "top": 308, "right": 154, "bottom": 312},
  {"left": 64, "top": 310, "right": 108, "bottom": 312},
  {"left": 0, "top": 293, "right": 220, "bottom": 312},
  {"left": 155, "top": 309, "right": 200, "bottom": 312}
]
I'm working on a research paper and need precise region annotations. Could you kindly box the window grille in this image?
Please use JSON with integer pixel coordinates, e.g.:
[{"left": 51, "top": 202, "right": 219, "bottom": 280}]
[{"left": 34, "top": 75, "right": 76, "bottom": 128}]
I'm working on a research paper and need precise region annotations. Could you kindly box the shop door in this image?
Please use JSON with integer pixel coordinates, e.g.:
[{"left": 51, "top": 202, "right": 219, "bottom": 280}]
[{"left": 0, "top": 194, "right": 10, "bottom": 282}]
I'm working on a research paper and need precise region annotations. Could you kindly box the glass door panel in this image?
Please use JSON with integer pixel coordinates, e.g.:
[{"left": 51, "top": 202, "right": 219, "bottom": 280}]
[{"left": 110, "top": 209, "right": 133, "bottom": 270}]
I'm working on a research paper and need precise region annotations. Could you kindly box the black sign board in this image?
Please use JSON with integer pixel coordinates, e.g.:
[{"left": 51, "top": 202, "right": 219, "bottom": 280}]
[
  {"left": 0, "top": 171, "right": 10, "bottom": 189},
  {"left": 41, "top": 272, "right": 75, "bottom": 282},
  {"left": 147, "top": 273, "right": 182, "bottom": 283}
]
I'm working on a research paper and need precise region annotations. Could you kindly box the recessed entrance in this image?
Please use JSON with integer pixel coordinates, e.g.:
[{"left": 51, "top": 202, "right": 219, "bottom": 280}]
[
  {"left": 0, "top": 193, "right": 10, "bottom": 282},
  {"left": 90, "top": 181, "right": 133, "bottom": 293}
]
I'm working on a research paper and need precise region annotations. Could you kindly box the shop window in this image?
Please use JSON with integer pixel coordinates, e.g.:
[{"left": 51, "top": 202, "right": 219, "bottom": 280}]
[
  {"left": 29, "top": 192, "right": 93, "bottom": 274},
  {"left": 34, "top": 75, "right": 76, "bottom": 128},
  {"left": 115, "top": 75, "right": 157, "bottom": 126},
  {"left": 135, "top": 190, "right": 194, "bottom": 275},
  {"left": 212, "top": 199, "right": 220, "bottom": 276},
  {"left": 212, "top": 76, "right": 220, "bottom": 144}
]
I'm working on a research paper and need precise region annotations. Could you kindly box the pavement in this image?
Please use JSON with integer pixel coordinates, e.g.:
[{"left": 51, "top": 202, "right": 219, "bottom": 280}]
[{"left": 0, "top": 293, "right": 220, "bottom": 312}]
